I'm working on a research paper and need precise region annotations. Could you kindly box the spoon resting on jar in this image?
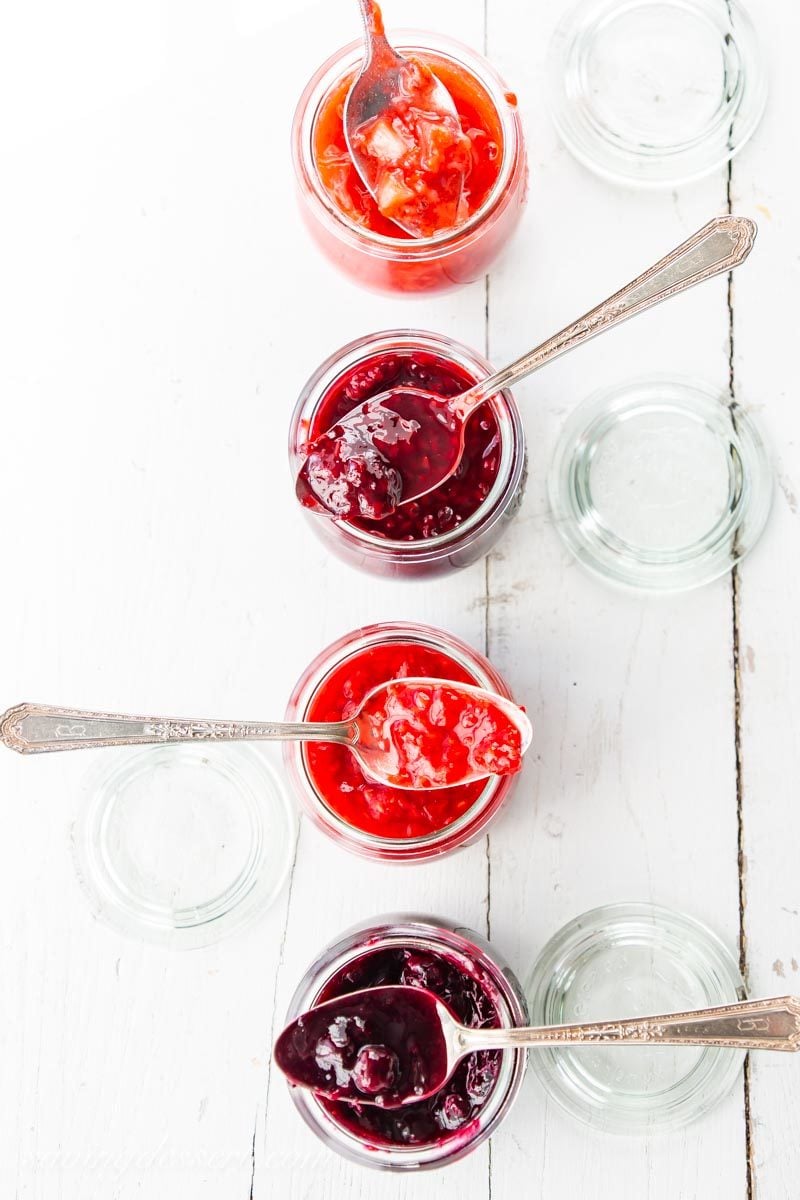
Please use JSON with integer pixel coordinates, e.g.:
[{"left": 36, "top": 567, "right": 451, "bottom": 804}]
[
  {"left": 296, "top": 214, "right": 757, "bottom": 521},
  {"left": 0, "top": 680, "right": 531, "bottom": 791},
  {"left": 274, "top": 985, "right": 800, "bottom": 1108},
  {"left": 344, "top": 0, "right": 471, "bottom": 238}
]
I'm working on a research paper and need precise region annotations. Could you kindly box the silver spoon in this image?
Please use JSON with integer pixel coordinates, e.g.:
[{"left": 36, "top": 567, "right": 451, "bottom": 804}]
[
  {"left": 274, "top": 984, "right": 800, "bottom": 1108},
  {"left": 0, "top": 681, "right": 532, "bottom": 791},
  {"left": 343, "top": 0, "right": 468, "bottom": 238},
  {"left": 296, "top": 215, "right": 757, "bottom": 521}
]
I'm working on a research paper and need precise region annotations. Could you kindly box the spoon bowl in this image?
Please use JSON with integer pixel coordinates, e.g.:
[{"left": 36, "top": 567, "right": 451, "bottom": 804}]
[
  {"left": 294, "top": 386, "right": 465, "bottom": 520},
  {"left": 344, "top": 0, "right": 469, "bottom": 239},
  {"left": 274, "top": 984, "right": 800, "bottom": 1109}
]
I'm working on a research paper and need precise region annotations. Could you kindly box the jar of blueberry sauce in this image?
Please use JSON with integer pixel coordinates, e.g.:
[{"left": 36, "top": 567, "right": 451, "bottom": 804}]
[
  {"left": 280, "top": 914, "right": 528, "bottom": 1171},
  {"left": 282, "top": 621, "right": 523, "bottom": 862},
  {"left": 288, "top": 330, "right": 527, "bottom": 579}
]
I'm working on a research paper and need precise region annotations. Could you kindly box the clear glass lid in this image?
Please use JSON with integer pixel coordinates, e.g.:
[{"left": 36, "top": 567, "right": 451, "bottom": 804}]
[
  {"left": 72, "top": 744, "right": 297, "bottom": 949},
  {"left": 548, "top": 375, "right": 772, "bottom": 591},
  {"left": 527, "top": 903, "right": 746, "bottom": 1133},
  {"left": 546, "top": 0, "right": 767, "bottom": 187}
]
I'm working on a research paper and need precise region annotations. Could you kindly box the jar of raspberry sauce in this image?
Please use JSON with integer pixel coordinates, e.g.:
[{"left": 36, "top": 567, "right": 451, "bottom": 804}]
[
  {"left": 282, "top": 621, "right": 524, "bottom": 862},
  {"left": 291, "top": 31, "right": 527, "bottom": 294},
  {"left": 281, "top": 914, "right": 528, "bottom": 1170},
  {"left": 288, "top": 330, "right": 526, "bottom": 579}
]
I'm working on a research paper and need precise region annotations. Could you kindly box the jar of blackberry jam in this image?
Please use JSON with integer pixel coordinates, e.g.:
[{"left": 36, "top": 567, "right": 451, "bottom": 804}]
[
  {"left": 291, "top": 32, "right": 527, "bottom": 294},
  {"left": 282, "top": 622, "right": 523, "bottom": 862},
  {"left": 288, "top": 330, "right": 526, "bottom": 579},
  {"left": 281, "top": 914, "right": 528, "bottom": 1170}
]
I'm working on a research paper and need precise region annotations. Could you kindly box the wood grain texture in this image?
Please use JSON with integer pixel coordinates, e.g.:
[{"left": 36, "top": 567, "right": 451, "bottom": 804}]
[{"left": 0, "top": 0, "right": 796, "bottom": 1197}]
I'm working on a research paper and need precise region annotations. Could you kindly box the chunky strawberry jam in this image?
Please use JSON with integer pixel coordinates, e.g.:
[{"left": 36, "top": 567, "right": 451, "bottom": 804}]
[
  {"left": 311, "top": 946, "right": 502, "bottom": 1146},
  {"left": 302, "top": 348, "right": 502, "bottom": 540},
  {"left": 314, "top": 54, "right": 503, "bottom": 240},
  {"left": 358, "top": 680, "right": 524, "bottom": 788},
  {"left": 305, "top": 641, "right": 489, "bottom": 838}
]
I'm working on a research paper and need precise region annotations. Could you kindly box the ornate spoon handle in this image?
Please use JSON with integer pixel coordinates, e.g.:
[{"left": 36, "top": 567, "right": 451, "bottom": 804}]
[
  {"left": 460, "top": 995, "right": 800, "bottom": 1054},
  {"left": 0, "top": 703, "right": 353, "bottom": 753},
  {"left": 455, "top": 215, "right": 757, "bottom": 416}
]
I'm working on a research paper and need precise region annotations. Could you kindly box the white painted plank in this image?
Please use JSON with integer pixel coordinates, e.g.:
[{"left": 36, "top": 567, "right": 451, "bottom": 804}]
[
  {"left": 727, "top": 1, "right": 800, "bottom": 1196},
  {"left": 484, "top": 0, "right": 749, "bottom": 1195}
]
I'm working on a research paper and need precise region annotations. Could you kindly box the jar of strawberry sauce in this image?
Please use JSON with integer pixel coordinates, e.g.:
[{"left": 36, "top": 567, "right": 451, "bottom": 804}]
[
  {"left": 291, "top": 31, "right": 527, "bottom": 294},
  {"left": 288, "top": 329, "right": 526, "bottom": 578},
  {"left": 282, "top": 622, "right": 523, "bottom": 862}
]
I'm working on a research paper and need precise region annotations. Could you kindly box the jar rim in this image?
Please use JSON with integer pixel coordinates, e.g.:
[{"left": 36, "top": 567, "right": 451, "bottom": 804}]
[{"left": 292, "top": 30, "right": 521, "bottom": 256}]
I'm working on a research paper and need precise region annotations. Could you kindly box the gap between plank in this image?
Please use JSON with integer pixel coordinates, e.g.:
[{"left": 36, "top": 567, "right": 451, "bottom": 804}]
[{"left": 726, "top": 150, "right": 755, "bottom": 1200}]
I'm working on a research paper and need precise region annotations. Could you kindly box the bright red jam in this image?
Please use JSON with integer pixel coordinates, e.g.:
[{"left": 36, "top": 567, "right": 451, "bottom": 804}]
[
  {"left": 358, "top": 680, "right": 524, "bottom": 788},
  {"left": 302, "top": 348, "right": 502, "bottom": 541},
  {"left": 305, "top": 641, "right": 489, "bottom": 839},
  {"left": 312, "top": 945, "right": 502, "bottom": 1146},
  {"left": 314, "top": 55, "right": 504, "bottom": 240}
]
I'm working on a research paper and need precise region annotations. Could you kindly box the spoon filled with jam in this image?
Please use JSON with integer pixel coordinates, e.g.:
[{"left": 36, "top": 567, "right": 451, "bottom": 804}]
[
  {"left": 344, "top": 0, "right": 471, "bottom": 238},
  {"left": 275, "top": 986, "right": 800, "bottom": 1108},
  {"left": 0, "top": 680, "right": 531, "bottom": 790},
  {"left": 296, "top": 215, "right": 757, "bottom": 521}
]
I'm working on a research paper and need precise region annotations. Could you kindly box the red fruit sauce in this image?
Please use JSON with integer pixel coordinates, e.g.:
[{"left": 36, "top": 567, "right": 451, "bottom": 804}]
[
  {"left": 359, "top": 680, "right": 523, "bottom": 788},
  {"left": 312, "top": 946, "right": 502, "bottom": 1146},
  {"left": 300, "top": 347, "right": 502, "bottom": 540},
  {"left": 304, "top": 641, "right": 490, "bottom": 839},
  {"left": 314, "top": 53, "right": 504, "bottom": 240}
]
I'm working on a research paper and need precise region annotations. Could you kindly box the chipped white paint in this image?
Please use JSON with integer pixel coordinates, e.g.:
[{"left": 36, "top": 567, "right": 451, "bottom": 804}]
[{"left": 0, "top": 0, "right": 797, "bottom": 1197}]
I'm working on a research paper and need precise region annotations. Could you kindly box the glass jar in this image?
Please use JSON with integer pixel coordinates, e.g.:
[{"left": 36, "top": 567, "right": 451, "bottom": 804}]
[
  {"left": 281, "top": 914, "right": 528, "bottom": 1170},
  {"left": 526, "top": 903, "right": 746, "bottom": 1132},
  {"left": 282, "top": 621, "right": 522, "bottom": 861},
  {"left": 291, "top": 32, "right": 527, "bottom": 294},
  {"left": 288, "top": 329, "right": 526, "bottom": 579}
]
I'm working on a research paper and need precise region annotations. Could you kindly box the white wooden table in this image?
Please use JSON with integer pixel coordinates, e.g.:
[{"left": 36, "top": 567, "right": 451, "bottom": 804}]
[{"left": 1, "top": 1, "right": 798, "bottom": 1196}]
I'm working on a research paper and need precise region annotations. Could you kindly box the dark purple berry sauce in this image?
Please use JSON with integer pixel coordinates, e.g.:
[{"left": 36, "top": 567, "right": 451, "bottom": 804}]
[
  {"left": 305, "top": 349, "right": 503, "bottom": 541},
  {"left": 311, "top": 945, "right": 503, "bottom": 1147},
  {"left": 274, "top": 987, "right": 449, "bottom": 1106}
]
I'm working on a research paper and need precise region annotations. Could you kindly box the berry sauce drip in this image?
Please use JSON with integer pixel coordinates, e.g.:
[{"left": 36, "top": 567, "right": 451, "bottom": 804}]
[
  {"left": 301, "top": 349, "right": 502, "bottom": 540},
  {"left": 274, "top": 987, "right": 448, "bottom": 1106},
  {"left": 305, "top": 641, "right": 487, "bottom": 839},
  {"left": 359, "top": 680, "right": 524, "bottom": 787},
  {"left": 314, "top": 53, "right": 503, "bottom": 240},
  {"left": 313, "top": 946, "right": 502, "bottom": 1147}
]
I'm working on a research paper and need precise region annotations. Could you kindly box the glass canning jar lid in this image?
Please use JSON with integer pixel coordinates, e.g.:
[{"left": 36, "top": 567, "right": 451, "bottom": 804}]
[
  {"left": 546, "top": 0, "right": 767, "bottom": 188},
  {"left": 71, "top": 744, "right": 297, "bottom": 949},
  {"left": 526, "top": 903, "right": 746, "bottom": 1133},
  {"left": 548, "top": 375, "right": 772, "bottom": 592}
]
